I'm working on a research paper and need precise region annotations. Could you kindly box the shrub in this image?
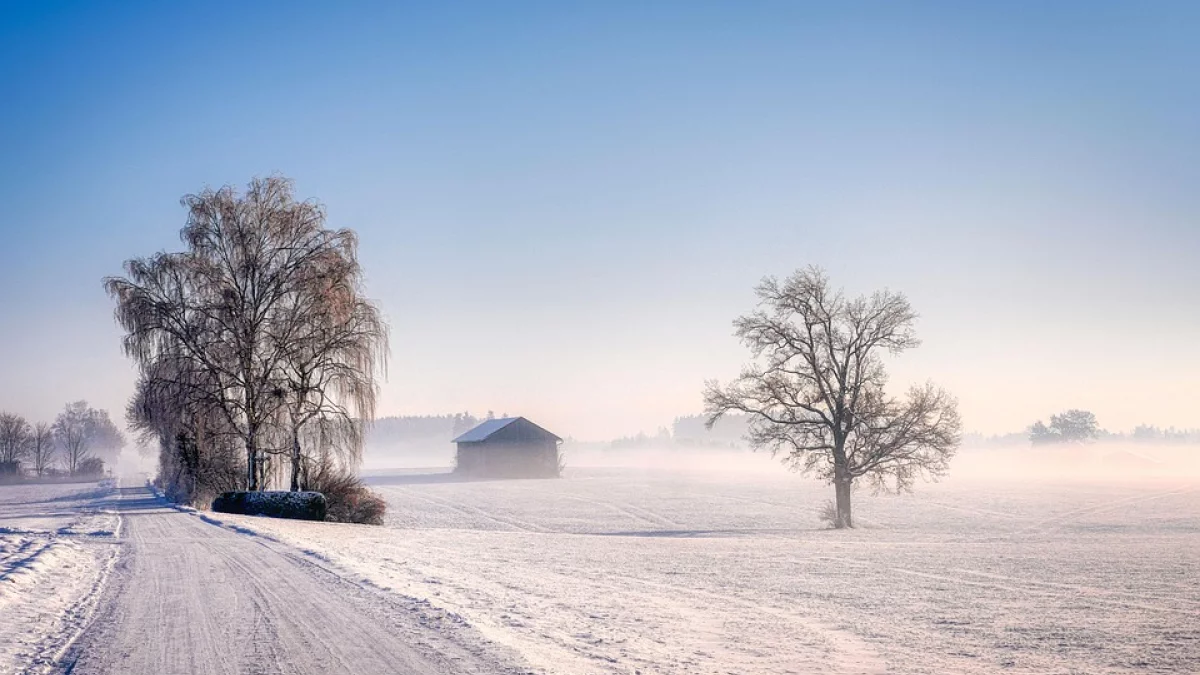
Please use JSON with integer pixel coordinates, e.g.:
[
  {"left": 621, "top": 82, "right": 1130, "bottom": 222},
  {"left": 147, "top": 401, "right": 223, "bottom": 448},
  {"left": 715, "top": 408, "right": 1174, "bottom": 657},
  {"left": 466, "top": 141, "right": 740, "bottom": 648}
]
[
  {"left": 211, "top": 491, "right": 328, "bottom": 521},
  {"left": 76, "top": 457, "right": 105, "bottom": 478},
  {"left": 817, "top": 499, "right": 839, "bottom": 529},
  {"left": 306, "top": 468, "right": 387, "bottom": 525}
]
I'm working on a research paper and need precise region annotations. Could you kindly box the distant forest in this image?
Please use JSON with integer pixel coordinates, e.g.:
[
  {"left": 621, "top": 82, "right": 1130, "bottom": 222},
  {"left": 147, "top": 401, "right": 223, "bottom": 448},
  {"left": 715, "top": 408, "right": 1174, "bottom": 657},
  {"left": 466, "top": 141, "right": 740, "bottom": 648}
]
[
  {"left": 365, "top": 411, "right": 1197, "bottom": 457},
  {"left": 368, "top": 413, "right": 482, "bottom": 448},
  {"left": 965, "top": 425, "right": 1200, "bottom": 448},
  {"left": 365, "top": 412, "right": 753, "bottom": 453}
]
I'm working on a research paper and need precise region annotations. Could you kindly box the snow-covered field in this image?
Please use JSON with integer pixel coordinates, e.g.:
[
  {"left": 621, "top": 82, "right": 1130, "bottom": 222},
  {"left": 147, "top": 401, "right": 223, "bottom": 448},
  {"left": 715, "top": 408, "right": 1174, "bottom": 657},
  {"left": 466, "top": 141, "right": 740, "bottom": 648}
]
[
  {"left": 0, "top": 482, "right": 119, "bottom": 674},
  {"left": 214, "top": 463, "right": 1200, "bottom": 675}
]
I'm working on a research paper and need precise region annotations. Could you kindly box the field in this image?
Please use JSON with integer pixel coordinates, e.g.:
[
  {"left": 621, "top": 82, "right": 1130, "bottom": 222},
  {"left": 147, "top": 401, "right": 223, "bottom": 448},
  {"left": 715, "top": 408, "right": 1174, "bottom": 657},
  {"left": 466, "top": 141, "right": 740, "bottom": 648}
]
[
  {"left": 0, "top": 482, "right": 120, "bottom": 673},
  {"left": 213, "top": 459, "right": 1200, "bottom": 675}
]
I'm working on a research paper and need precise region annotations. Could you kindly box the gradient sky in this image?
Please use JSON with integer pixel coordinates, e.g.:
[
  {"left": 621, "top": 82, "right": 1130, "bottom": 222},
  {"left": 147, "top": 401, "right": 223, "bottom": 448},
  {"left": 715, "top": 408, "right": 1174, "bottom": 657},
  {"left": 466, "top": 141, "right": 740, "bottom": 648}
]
[{"left": 1, "top": 1, "right": 1197, "bottom": 441}]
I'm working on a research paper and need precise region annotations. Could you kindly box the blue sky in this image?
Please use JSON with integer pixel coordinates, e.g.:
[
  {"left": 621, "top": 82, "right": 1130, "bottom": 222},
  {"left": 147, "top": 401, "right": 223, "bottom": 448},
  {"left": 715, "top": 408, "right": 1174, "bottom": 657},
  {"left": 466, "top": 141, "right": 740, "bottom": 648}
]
[{"left": 1, "top": 1, "right": 1197, "bottom": 440}]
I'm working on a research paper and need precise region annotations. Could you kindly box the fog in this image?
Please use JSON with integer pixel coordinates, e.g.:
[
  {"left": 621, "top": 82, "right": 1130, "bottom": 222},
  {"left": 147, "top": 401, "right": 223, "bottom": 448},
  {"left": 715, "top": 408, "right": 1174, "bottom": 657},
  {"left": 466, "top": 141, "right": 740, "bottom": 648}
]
[{"left": 362, "top": 437, "right": 1200, "bottom": 485}]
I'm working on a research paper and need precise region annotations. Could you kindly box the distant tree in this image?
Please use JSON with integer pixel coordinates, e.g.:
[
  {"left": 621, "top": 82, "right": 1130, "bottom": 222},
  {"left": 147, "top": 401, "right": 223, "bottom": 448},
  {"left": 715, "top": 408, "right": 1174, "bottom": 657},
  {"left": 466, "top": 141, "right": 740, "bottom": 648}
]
[
  {"left": 54, "top": 402, "right": 92, "bottom": 475},
  {"left": 30, "top": 422, "right": 56, "bottom": 477},
  {"left": 1029, "top": 409, "right": 1100, "bottom": 445},
  {"left": 88, "top": 409, "right": 126, "bottom": 462},
  {"left": 53, "top": 401, "right": 123, "bottom": 475},
  {"left": 0, "top": 412, "right": 31, "bottom": 470},
  {"left": 451, "top": 412, "right": 481, "bottom": 436},
  {"left": 704, "top": 267, "right": 961, "bottom": 528},
  {"left": 1131, "top": 425, "right": 1159, "bottom": 441}
]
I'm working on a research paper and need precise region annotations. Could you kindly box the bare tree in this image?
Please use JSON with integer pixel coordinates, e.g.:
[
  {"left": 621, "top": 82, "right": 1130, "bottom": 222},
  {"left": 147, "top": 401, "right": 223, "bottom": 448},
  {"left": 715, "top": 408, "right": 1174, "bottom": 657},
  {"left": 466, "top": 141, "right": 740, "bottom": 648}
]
[
  {"left": 87, "top": 409, "right": 127, "bottom": 464},
  {"left": 0, "top": 412, "right": 31, "bottom": 471},
  {"left": 106, "top": 175, "right": 388, "bottom": 493},
  {"left": 704, "top": 267, "right": 961, "bottom": 528},
  {"left": 274, "top": 241, "right": 388, "bottom": 491},
  {"left": 30, "top": 423, "right": 56, "bottom": 477},
  {"left": 53, "top": 402, "right": 93, "bottom": 475}
]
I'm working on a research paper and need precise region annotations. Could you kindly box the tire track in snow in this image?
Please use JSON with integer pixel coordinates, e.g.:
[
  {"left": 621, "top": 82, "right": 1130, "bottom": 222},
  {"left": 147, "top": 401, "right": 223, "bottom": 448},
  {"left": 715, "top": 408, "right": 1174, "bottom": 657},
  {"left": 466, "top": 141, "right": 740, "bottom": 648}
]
[
  {"left": 393, "top": 487, "right": 551, "bottom": 533},
  {"left": 812, "top": 553, "right": 1200, "bottom": 618},
  {"left": 1003, "top": 487, "right": 1199, "bottom": 539}
]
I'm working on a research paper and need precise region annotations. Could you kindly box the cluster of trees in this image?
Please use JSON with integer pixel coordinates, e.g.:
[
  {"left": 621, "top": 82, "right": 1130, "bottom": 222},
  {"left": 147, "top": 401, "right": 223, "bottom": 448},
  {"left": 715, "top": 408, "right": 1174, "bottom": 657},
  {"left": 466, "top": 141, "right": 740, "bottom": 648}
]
[
  {"left": 1029, "top": 409, "right": 1100, "bottom": 445},
  {"left": 104, "top": 177, "right": 388, "bottom": 504},
  {"left": 958, "top": 412, "right": 1200, "bottom": 448},
  {"left": 0, "top": 401, "right": 123, "bottom": 479},
  {"left": 705, "top": 267, "right": 961, "bottom": 528},
  {"left": 1028, "top": 412, "right": 1200, "bottom": 446}
]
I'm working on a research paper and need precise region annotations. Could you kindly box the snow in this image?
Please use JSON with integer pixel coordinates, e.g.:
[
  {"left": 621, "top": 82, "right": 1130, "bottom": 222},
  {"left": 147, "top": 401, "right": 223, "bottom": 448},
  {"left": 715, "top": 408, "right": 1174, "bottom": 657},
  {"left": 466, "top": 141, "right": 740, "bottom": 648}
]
[
  {"left": 0, "top": 481, "right": 120, "bottom": 675},
  {"left": 215, "top": 464, "right": 1200, "bottom": 675}
]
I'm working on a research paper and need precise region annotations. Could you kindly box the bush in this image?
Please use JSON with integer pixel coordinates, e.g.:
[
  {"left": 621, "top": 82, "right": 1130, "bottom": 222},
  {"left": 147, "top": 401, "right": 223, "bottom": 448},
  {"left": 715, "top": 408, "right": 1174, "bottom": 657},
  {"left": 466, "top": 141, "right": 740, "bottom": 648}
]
[
  {"left": 76, "top": 457, "right": 105, "bottom": 478},
  {"left": 817, "top": 499, "right": 839, "bottom": 529},
  {"left": 306, "top": 468, "right": 387, "bottom": 525},
  {"left": 211, "top": 491, "right": 328, "bottom": 521}
]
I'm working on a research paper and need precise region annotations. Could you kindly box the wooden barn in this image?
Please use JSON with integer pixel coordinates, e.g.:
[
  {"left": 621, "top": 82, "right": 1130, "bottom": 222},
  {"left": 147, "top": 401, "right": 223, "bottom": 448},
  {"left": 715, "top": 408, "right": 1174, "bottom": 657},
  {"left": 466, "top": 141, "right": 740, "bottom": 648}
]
[{"left": 452, "top": 417, "right": 562, "bottom": 479}]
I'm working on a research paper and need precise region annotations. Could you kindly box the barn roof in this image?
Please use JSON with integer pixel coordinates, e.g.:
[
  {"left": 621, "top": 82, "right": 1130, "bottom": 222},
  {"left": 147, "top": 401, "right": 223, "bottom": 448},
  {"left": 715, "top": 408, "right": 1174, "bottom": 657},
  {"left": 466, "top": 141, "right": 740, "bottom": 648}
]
[{"left": 452, "top": 417, "right": 561, "bottom": 443}]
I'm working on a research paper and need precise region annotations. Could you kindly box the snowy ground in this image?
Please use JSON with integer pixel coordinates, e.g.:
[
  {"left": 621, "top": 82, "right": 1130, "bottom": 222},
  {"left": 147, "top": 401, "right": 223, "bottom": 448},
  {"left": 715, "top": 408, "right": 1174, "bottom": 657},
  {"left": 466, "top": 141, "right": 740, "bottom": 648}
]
[
  {"left": 217, "top": 464, "right": 1200, "bottom": 675},
  {"left": 0, "top": 482, "right": 119, "bottom": 674}
]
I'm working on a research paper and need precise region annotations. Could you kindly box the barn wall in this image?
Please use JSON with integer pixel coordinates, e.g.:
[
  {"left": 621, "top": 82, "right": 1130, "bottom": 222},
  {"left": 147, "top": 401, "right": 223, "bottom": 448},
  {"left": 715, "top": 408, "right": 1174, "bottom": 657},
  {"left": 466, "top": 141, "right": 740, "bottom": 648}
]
[{"left": 454, "top": 439, "right": 560, "bottom": 479}]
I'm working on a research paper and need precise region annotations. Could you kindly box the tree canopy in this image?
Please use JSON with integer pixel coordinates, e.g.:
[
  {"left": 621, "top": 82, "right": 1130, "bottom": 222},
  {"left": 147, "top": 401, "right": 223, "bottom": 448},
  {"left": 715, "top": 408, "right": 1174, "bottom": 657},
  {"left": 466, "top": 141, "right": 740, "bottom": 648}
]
[{"left": 704, "top": 267, "right": 960, "bottom": 528}]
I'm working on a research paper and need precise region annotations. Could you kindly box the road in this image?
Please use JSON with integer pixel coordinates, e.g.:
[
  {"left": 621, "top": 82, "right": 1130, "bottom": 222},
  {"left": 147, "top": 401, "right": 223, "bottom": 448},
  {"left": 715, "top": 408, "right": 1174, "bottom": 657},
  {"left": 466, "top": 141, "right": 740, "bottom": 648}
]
[{"left": 51, "top": 485, "right": 521, "bottom": 675}]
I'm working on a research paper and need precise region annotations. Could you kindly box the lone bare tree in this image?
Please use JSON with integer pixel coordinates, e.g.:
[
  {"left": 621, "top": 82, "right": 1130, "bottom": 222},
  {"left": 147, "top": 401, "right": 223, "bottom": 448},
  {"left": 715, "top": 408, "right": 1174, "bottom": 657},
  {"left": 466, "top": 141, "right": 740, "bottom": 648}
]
[{"left": 704, "top": 267, "right": 961, "bottom": 528}]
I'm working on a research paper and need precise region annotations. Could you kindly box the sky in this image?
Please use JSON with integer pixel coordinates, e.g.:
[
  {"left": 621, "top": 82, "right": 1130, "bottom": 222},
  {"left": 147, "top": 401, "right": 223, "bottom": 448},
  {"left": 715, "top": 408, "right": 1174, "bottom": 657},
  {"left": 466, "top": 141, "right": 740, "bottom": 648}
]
[{"left": 0, "top": 1, "right": 1197, "bottom": 442}]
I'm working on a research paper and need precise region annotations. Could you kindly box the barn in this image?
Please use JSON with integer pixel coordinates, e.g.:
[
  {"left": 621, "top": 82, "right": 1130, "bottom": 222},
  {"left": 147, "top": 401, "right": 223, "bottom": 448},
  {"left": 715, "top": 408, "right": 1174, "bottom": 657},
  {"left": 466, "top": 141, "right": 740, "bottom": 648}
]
[{"left": 452, "top": 417, "right": 562, "bottom": 479}]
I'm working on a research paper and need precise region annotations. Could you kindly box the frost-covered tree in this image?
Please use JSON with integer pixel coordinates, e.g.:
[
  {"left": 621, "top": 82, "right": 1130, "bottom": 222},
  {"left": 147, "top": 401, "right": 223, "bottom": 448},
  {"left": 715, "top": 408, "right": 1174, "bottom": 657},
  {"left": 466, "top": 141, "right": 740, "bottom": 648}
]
[
  {"left": 704, "top": 267, "right": 961, "bottom": 528},
  {"left": 106, "top": 176, "right": 387, "bottom": 493}
]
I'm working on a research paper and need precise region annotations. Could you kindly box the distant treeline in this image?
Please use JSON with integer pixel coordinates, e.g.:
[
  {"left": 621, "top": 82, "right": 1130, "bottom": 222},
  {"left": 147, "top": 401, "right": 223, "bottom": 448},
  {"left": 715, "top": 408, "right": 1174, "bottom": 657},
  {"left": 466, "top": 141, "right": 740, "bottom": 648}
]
[
  {"left": 365, "top": 412, "right": 752, "bottom": 453},
  {"left": 964, "top": 424, "right": 1200, "bottom": 448},
  {"left": 367, "top": 410, "right": 1198, "bottom": 455},
  {"left": 602, "top": 415, "right": 751, "bottom": 451},
  {"left": 368, "top": 412, "right": 484, "bottom": 448}
]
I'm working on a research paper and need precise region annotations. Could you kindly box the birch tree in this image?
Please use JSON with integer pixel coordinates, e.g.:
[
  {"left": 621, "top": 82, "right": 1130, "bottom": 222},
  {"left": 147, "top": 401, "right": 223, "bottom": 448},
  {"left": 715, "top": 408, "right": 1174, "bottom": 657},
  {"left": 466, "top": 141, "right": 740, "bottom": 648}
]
[
  {"left": 704, "top": 267, "right": 961, "bottom": 528},
  {"left": 107, "top": 175, "right": 388, "bottom": 493}
]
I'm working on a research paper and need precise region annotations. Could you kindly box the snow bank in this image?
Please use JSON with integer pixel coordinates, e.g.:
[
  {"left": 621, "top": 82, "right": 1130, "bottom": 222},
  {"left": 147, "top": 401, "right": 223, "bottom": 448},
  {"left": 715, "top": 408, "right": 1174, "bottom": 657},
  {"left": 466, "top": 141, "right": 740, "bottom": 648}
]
[{"left": 211, "top": 491, "right": 328, "bottom": 521}]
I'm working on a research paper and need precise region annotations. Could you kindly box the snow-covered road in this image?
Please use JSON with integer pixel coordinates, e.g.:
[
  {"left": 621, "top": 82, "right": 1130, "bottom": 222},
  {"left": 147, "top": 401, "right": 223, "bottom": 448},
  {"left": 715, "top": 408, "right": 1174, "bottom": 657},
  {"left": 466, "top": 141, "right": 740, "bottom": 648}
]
[{"left": 16, "top": 485, "right": 522, "bottom": 675}]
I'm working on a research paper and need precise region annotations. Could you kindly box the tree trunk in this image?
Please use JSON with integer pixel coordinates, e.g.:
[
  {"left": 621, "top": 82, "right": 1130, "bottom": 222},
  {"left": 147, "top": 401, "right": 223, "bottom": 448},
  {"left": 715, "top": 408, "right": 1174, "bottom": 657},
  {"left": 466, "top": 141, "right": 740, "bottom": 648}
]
[
  {"left": 246, "top": 437, "right": 258, "bottom": 491},
  {"left": 834, "top": 477, "right": 853, "bottom": 529},
  {"left": 289, "top": 429, "right": 301, "bottom": 492}
]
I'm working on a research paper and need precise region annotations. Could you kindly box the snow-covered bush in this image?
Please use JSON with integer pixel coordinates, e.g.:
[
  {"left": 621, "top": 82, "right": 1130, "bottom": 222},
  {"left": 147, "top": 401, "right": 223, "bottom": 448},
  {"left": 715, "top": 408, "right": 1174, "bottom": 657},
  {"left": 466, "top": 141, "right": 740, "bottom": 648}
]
[{"left": 211, "top": 491, "right": 328, "bottom": 521}]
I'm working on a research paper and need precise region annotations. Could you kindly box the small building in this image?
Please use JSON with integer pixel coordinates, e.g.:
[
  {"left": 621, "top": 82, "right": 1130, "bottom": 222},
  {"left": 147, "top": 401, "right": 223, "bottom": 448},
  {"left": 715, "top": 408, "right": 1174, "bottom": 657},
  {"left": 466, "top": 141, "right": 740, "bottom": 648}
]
[{"left": 452, "top": 417, "right": 562, "bottom": 479}]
